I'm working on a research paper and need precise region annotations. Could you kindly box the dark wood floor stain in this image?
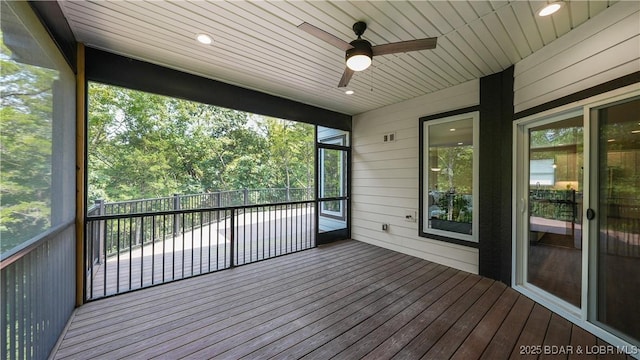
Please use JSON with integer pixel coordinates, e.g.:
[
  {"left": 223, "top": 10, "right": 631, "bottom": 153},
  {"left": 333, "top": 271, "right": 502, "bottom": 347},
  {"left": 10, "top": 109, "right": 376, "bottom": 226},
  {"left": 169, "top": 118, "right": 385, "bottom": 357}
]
[{"left": 53, "top": 240, "right": 633, "bottom": 359}]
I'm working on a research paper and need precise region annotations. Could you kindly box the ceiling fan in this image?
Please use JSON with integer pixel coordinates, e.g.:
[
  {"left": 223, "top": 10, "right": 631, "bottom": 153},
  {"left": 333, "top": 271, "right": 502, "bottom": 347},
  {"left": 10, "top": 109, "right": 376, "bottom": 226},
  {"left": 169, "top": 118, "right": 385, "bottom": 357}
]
[{"left": 298, "top": 21, "right": 437, "bottom": 88}]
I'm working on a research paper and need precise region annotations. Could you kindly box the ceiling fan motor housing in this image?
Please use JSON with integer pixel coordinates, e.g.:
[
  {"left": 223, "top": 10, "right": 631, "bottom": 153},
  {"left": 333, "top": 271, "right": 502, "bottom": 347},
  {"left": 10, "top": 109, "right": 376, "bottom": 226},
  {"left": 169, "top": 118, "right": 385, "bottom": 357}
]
[{"left": 346, "top": 39, "right": 373, "bottom": 61}]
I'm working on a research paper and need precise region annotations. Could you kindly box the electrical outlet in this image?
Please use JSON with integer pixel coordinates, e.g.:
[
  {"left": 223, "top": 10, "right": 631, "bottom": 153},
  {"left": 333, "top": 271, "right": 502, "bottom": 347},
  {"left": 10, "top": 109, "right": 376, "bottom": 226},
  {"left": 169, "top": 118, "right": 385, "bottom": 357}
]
[{"left": 404, "top": 209, "right": 417, "bottom": 222}]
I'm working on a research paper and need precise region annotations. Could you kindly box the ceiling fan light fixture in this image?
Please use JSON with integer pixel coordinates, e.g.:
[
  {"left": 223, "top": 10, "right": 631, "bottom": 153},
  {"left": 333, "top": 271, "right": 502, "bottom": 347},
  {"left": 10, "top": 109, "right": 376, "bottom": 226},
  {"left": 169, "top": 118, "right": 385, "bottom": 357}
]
[
  {"left": 538, "top": 2, "right": 564, "bottom": 16},
  {"left": 346, "top": 54, "right": 371, "bottom": 71},
  {"left": 346, "top": 39, "right": 373, "bottom": 71}
]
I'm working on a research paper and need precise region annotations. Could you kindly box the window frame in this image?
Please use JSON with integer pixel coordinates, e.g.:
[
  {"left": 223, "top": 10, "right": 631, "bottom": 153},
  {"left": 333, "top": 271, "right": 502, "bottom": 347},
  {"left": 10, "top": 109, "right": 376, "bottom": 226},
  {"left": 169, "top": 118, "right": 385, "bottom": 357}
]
[{"left": 419, "top": 108, "right": 480, "bottom": 246}]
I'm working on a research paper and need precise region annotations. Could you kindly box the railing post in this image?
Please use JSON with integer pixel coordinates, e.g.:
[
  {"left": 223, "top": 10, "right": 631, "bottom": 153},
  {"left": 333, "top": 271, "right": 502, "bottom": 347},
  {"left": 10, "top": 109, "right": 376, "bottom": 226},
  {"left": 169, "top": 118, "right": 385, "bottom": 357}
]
[
  {"left": 216, "top": 192, "right": 221, "bottom": 222},
  {"left": 96, "top": 199, "right": 105, "bottom": 264},
  {"left": 230, "top": 208, "right": 235, "bottom": 268},
  {"left": 243, "top": 188, "right": 249, "bottom": 205},
  {"left": 173, "top": 194, "right": 180, "bottom": 236},
  {"left": 286, "top": 187, "right": 291, "bottom": 202}
]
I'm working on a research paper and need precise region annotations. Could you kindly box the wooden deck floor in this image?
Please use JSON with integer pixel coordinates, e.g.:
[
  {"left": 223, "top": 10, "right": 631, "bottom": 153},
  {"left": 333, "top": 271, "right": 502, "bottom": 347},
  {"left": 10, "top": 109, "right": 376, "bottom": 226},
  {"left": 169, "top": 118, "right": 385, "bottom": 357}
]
[{"left": 54, "top": 240, "right": 631, "bottom": 359}]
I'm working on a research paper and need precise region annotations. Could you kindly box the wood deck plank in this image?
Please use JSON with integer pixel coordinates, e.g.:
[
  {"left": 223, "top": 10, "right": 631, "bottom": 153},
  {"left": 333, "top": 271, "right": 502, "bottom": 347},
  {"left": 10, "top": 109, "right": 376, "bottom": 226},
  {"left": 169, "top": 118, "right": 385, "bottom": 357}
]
[
  {"left": 76, "top": 239, "right": 359, "bottom": 321},
  {"left": 51, "top": 240, "right": 630, "bottom": 360},
  {"left": 56, "top": 245, "right": 400, "bottom": 359},
  {"left": 361, "top": 274, "right": 482, "bottom": 359},
  {"left": 58, "top": 242, "right": 378, "bottom": 350},
  {"left": 154, "top": 255, "right": 428, "bottom": 358},
  {"left": 421, "top": 281, "right": 507, "bottom": 359},
  {"left": 480, "top": 295, "right": 536, "bottom": 359},
  {"left": 213, "top": 262, "right": 441, "bottom": 360},
  {"left": 569, "top": 325, "right": 597, "bottom": 360},
  {"left": 392, "top": 277, "right": 494, "bottom": 359},
  {"left": 540, "top": 313, "right": 573, "bottom": 360},
  {"left": 510, "top": 303, "right": 553, "bottom": 360},
  {"left": 296, "top": 265, "right": 451, "bottom": 360},
  {"left": 449, "top": 285, "right": 520, "bottom": 360}
]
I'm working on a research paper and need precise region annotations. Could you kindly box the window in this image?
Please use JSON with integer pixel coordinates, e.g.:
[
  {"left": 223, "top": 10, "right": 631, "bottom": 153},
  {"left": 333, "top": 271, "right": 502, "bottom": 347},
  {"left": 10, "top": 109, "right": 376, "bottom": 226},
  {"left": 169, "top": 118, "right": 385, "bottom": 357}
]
[
  {"left": 420, "top": 111, "right": 479, "bottom": 243},
  {"left": 0, "top": 1, "right": 76, "bottom": 256}
]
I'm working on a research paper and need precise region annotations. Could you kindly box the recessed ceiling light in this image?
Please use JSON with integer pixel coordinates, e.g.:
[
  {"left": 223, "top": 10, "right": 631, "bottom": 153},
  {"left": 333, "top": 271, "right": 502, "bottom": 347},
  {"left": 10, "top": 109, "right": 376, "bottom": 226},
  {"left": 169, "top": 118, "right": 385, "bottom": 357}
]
[
  {"left": 538, "top": 2, "right": 563, "bottom": 17},
  {"left": 632, "top": 130, "right": 640, "bottom": 134},
  {"left": 457, "top": 142, "right": 464, "bottom": 145},
  {"left": 196, "top": 33, "right": 213, "bottom": 45},
  {"left": 345, "top": 90, "right": 354, "bottom": 95},
  {"left": 449, "top": 128, "right": 456, "bottom": 132},
  {"left": 608, "top": 139, "right": 615, "bottom": 142},
  {"left": 430, "top": 167, "right": 441, "bottom": 172}
]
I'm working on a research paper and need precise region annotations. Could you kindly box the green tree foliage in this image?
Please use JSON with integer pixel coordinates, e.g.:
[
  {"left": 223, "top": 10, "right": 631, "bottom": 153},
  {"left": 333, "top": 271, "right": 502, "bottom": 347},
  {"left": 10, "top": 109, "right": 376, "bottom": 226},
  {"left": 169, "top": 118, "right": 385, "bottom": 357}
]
[
  {"left": 0, "top": 36, "right": 56, "bottom": 252},
  {"left": 88, "top": 83, "right": 314, "bottom": 205}
]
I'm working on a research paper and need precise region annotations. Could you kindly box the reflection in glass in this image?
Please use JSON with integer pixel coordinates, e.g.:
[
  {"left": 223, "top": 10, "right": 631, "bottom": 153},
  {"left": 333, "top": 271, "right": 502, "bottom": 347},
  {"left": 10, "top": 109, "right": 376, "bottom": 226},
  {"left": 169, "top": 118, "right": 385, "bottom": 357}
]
[
  {"left": 595, "top": 97, "right": 640, "bottom": 343},
  {"left": 426, "top": 118, "right": 474, "bottom": 236},
  {"left": 527, "top": 116, "right": 583, "bottom": 307}
]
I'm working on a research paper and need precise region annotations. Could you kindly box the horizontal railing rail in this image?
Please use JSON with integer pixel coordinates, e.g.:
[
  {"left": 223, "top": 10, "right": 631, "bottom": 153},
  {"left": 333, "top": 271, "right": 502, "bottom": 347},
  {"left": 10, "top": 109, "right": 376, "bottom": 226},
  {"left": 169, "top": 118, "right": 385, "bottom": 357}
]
[{"left": 85, "top": 200, "right": 316, "bottom": 300}]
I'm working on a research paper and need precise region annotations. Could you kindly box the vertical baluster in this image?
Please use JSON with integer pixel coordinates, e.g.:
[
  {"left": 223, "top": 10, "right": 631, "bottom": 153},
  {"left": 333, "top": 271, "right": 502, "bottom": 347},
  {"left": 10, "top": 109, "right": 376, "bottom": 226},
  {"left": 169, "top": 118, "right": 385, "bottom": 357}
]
[
  {"left": 89, "top": 221, "right": 94, "bottom": 299},
  {"left": 280, "top": 204, "right": 283, "bottom": 256},
  {"left": 181, "top": 212, "right": 185, "bottom": 279},
  {"left": 116, "top": 218, "right": 120, "bottom": 294},
  {"left": 201, "top": 210, "right": 205, "bottom": 274},
  {"left": 190, "top": 212, "right": 195, "bottom": 276},
  {"left": 103, "top": 219, "right": 108, "bottom": 297},
  {"left": 230, "top": 209, "right": 235, "bottom": 267},
  {"left": 140, "top": 216, "right": 145, "bottom": 287},
  {"left": 162, "top": 215, "right": 166, "bottom": 283},
  {"left": 248, "top": 207, "right": 252, "bottom": 262},
  {"left": 268, "top": 205, "right": 272, "bottom": 258},
  {"left": 129, "top": 217, "right": 133, "bottom": 290},
  {"left": 152, "top": 215, "right": 156, "bottom": 285}
]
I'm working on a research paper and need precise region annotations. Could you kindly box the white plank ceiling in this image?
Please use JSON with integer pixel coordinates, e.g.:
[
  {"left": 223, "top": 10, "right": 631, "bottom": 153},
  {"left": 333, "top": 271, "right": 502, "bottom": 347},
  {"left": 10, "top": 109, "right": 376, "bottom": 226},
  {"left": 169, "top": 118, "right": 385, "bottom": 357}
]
[{"left": 59, "top": 0, "right": 617, "bottom": 115}]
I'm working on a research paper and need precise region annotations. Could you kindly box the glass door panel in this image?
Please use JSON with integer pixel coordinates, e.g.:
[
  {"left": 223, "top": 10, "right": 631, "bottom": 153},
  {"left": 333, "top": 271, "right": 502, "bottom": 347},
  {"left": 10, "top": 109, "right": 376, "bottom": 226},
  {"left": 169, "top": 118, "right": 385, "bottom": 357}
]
[
  {"left": 527, "top": 116, "right": 584, "bottom": 307},
  {"left": 318, "top": 148, "right": 347, "bottom": 234},
  {"left": 594, "top": 97, "right": 640, "bottom": 342}
]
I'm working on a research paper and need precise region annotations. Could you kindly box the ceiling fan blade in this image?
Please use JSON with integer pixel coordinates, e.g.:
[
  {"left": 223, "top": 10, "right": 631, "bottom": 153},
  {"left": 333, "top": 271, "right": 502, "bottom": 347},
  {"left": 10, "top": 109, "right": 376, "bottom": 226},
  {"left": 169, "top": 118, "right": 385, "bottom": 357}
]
[
  {"left": 338, "top": 67, "right": 355, "bottom": 88},
  {"left": 372, "top": 37, "right": 437, "bottom": 56},
  {"left": 298, "top": 22, "right": 353, "bottom": 51}
]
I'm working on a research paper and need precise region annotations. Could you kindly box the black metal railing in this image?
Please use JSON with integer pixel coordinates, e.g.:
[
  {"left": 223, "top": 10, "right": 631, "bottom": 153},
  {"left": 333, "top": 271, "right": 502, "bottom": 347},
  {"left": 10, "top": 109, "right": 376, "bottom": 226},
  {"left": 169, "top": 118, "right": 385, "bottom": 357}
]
[
  {"left": 85, "top": 200, "right": 315, "bottom": 300},
  {"left": 86, "top": 188, "right": 313, "bottom": 268}
]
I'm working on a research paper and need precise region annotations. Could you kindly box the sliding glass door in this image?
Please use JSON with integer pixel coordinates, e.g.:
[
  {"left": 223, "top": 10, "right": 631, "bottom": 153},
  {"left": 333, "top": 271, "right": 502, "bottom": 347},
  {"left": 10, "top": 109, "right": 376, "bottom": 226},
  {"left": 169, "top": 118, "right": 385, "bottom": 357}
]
[
  {"left": 590, "top": 97, "right": 640, "bottom": 343},
  {"left": 526, "top": 114, "right": 584, "bottom": 308},
  {"left": 515, "top": 90, "right": 640, "bottom": 347}
]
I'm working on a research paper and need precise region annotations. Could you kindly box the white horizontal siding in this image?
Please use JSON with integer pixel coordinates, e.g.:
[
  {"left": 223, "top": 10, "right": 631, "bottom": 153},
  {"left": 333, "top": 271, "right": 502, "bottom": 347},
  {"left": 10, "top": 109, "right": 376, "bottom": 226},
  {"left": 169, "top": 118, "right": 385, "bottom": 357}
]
[
  {"left": 351, "top": 80, "right": 479, "bottom": 274},
  {"left": 514, "top": 1, "right": 640, "bottom": 113}
]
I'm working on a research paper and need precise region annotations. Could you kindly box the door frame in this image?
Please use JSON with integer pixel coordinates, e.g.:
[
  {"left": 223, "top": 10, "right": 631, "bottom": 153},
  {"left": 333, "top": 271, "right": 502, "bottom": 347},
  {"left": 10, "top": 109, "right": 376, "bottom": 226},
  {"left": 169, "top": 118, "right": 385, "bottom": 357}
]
[
  {"left": 512, "top": 84, "right": 640, "bottom": 353},
  {"left": 315, "top": 130, "right": 351, "bottom": 245}
]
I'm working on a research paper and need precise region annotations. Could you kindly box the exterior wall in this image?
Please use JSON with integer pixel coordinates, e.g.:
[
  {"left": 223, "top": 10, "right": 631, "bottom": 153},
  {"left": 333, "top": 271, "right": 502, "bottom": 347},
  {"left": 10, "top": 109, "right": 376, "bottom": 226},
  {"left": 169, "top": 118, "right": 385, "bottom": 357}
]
[
  {"left": 514, "top": 1, "right": 640, "bottom": 113},
  {"left": 352, "top": 80, "right": 480, "bottom": 273}
]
